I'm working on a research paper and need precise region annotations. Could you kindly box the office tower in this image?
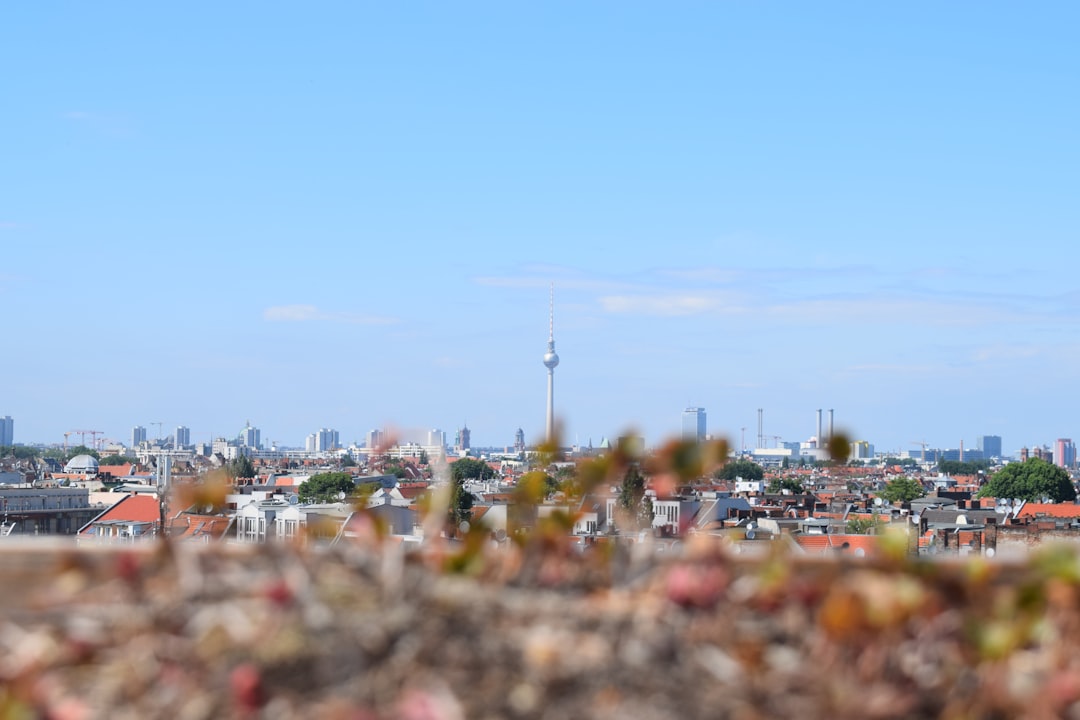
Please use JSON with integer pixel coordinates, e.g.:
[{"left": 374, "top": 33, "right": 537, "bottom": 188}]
[
  {"left": 427, "top": 429, "right": 446, "bottom": 448},
  {"left": 132, "top": 425, "right": 147, "bottom": 447},
  {"left": 175, "top": 426, "right": 190, "bottom": 448},
  {"left": 0, "top": 416, "right": 12, "bottom": 447},
  {"left": 542, "top": 283, "right": 560, "bottom": 445},
  {"left": 310, "top": 428, "right": 338, "bottom": 452},
  {"left": 239, "top": 423, "right": 260, "bottom": 450},
  {"left": 367, "top": 429, "right": 384, "bottom": 449},
  {"left": 1056, "top": 439, "right": 1076, "bottom": 469},
  {"left": 977, "top": 435, "right": 1002, "bottom": 459},
  {"left": 682, "top": 407, "right": 706, "bottom": 442}
]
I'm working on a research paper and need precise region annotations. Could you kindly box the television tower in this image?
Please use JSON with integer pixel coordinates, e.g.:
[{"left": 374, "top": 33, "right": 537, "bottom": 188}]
[{"left": 543, "top": 283, "right": 560, "bottom": 445}]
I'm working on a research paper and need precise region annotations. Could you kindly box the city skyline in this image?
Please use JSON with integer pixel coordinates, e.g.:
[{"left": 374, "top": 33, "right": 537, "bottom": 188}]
[{"left": 3, "top": 4, "right": 1079, "bottom": 451}]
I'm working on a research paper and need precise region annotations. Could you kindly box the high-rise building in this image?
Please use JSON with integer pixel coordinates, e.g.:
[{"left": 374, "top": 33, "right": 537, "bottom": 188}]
[
  {"left": 543, "top": 284, "right": 560, "bottom": 445},
  {"left": 308, "top": 428, "right": 339, "bottom": 452},
  {"left": 175, "top": 426, "right": 190, "bottom": 448},
  {"left": 132, "top": 425, "right": 147, "bottom": 447},
  {"left": 427, "top": 429, "right": 446, "bottom": 449},
  {"left": 1056, "top": 439, "right": 1076, "bottom": 469},
  {"left": 0, "top": 416, "right": 12, "bottom": 447},
  {"left": 514, "top": 428, "right": 525, "bottom": 453},
  {"left": 977, "top": 435, "right": 1003, "bottom": 459},
  {"left": 239, "top": 423, "right": 260, "bottom": 450},
  {"left": 366, "top": 429, "right": 384, "bottom": 450},
  {"left": 682, "top": 407, "right": 706, "bottom": 442}
]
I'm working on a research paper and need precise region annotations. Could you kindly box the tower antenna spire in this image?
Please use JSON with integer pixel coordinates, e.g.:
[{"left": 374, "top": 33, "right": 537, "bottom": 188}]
[
  {"left": 543, "top": 283, "right": 560, "bottom": 445},
  {"left": 549, "top": 282, "right": 554, "bottom": 344}
]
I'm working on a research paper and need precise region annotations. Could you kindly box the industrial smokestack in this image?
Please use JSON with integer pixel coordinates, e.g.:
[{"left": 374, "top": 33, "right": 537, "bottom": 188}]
[
  {"left": 828, "top": 409, "right": 834, "bottom": 442},
  {"left": 816, "top": 409, "right": 823, "bottom": 446}
]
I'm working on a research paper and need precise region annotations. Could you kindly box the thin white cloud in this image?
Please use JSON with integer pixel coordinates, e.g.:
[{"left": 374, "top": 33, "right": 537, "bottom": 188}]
[
  {"left": 262, "top": 305, "right": 397, "bottom": 325},
  {"left": 844, "top": 363, "right": 938, "bottom": 374},
  {"left": 599, "top": 293, "right": 744, "bottom": 317}
]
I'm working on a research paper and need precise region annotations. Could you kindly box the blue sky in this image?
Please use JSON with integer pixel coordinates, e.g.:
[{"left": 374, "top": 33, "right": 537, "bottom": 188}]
[{"left": 2, "top": 2, "right": 1078, "bottom": 455}]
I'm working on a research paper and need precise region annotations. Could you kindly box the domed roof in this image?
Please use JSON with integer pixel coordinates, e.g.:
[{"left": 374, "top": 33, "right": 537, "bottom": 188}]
[{"left": 64, "top": 454, "right": 100, "bottom": 474}]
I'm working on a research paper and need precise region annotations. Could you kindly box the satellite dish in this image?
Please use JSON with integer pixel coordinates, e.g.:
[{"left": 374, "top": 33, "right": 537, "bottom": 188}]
[
  {"left": 288, "top": 494, "right": 299, "bottom": 505},
  {"left": 746, "top": 529, "right": 756, "bottom": 540},
  {"left": 854, "top": 548, "right": 866, "bottom": 557},
  {"left": 459, "top": 520, "right": 470, "bottom": 534},
  {"left": 986, "top": 547, "right": 996, "bottom": 558},
  {"left": 873, "top": 498, "right": 883, "bottom": 506},
  {"left": 337, "top": 491, "right": 346, "bottom": 501},
  {"left": 495, "top": 528, "right": 506, "bottom": 542}
]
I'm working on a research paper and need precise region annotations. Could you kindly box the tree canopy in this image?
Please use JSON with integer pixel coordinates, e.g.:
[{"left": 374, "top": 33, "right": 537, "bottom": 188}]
[
  {"left": 714, "top": 460, "right": 764, "bottom": 482},
  {"left": 451, "top": 458, "right": 495, "bottom": 482},
  {"left": 0, "top": 446, "right": 39, "bottom": 459},
  {"left": 298, "top": 472, "right": 356, "bottom": 503},
  {"left": 100, "top": 454, "right": 136, "bottom": 466},
  {"left": 767, "top": 477, "right": 805, "bottom": 494},
  {"left": 976, "top": 458, "right": 1076, "bottom": 503},
  {"left": 879, "top": 477, "right": 926, "bottom": 504},
  {"left": 939, "top": 459, "right": 991, "bottom": 476},
  {"left": 228, "top": 455, "right": 257, "bottom": 481},
  {"left": 616, "top": 465, "right": 653, "bottom": 530}
]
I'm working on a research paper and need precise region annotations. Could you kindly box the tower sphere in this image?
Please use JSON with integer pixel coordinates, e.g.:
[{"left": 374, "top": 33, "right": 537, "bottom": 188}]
[{"left": 544, "top": 349, "right": 560, "bottom": 369}]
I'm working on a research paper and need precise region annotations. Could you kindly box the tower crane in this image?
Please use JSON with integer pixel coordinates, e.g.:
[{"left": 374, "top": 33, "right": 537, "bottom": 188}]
[
  {"left": 773, "top": 435, "right": 783, "bottom": 448},
  {"left": 67, "top": 430, "right": 103, "bottom": 451},
  {"left": 911, "top": 441, "right": 930, "bottom": 463},
  {"left": 151, "top": 422, "right": 164, "bottom": 440}
]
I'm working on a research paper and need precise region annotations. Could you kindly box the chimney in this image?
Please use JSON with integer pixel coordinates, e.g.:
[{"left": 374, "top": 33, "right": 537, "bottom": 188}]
[
  {"left": 816, "top": 409, "right": 823, "bottom": 445},
  {"left": 828, "top": 409, "right": 834, "bottom": 441}
]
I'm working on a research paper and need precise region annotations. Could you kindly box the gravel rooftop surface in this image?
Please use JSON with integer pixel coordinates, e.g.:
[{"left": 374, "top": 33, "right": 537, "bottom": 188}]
[{"left": 2, "top": 535, "right": 1080, "bottom": 719}]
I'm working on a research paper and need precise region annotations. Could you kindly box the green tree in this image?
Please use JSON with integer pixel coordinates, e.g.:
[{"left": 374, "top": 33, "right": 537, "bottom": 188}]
[
  {"left": 879, "top": 476, "right": 926, "bottom": 504},
  {"left": 767, "top": 477, "right": 805, "bottom": 494},
  {"left": 939, "top": 459, "right": 991, "bottom": 475},
  {"left": 66, "top": 446, "right": 99, "bottom": 461},
  {"left": 100, "top": 454, "right": 136, "bottom": 466},
  {"left": 0, "top": 446, "right": 39, "bottom": 459},
  {"left": 714, "top": 460, "right": 765, "bottom": 482},
  {"left": 976, "top": 458, "right": 1077, "bottom": 503},
  {"left": 451, "top": 458, "right": 495, "bottom": 482},
  {"left": 383, "top": 463, "right": 408, "bottom": 479},
  {"left": 846, "top": 513, "right": 883, "bottom": 534},
  {"left": 617, "top": 465, "right": 653, "bottom": 530},
  {"left": 449, "top": 478, "right": 474, "bottom": 528},
  {"left": 228, "top": 455, "right": 257, "bottom": 480},
  {"left": 298, "top": 472, "right": 356, "bottom": 503},
  {"left": 340, "top": 454, "right": 357, "bottom": 468}
]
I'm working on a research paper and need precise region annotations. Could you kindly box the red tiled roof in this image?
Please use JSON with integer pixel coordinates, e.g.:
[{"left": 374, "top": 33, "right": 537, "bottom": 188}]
[
  {"left": 79, "top": 494, "right": 160, "bottom": 535},
  {"left": 169, "top": 514, "right": 231, "bottom": 540},
  {"left": 795, "top": 533, "right": 879, "bottom": 556},
  {"left": 97, "top": 464, "right": 135, "bottom": 477},
  {"left": 1016, "top": 503, "right": 1080, "bottom": 519}
]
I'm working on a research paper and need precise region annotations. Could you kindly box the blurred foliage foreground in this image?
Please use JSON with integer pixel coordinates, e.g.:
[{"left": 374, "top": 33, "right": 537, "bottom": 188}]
[{"left": 3, "top": 535, "right": 1080, "bottom": 720}]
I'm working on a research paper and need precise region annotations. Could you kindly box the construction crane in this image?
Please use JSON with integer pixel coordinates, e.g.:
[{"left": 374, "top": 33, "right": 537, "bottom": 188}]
[
  {"left": 151, "top": 422, "right": 164, "bottom": 440},
  {"left": 773, "top": 435, "right": 783, "bottom": 448},
  {"left": 66, "top": 430, "right": 103, "bottom": 451},
  {"left": 740, "top": 427, "right": 746, "bottom": 454},
  {"left": 911, "top": 441, "right": 930, "bottom": 463}
]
